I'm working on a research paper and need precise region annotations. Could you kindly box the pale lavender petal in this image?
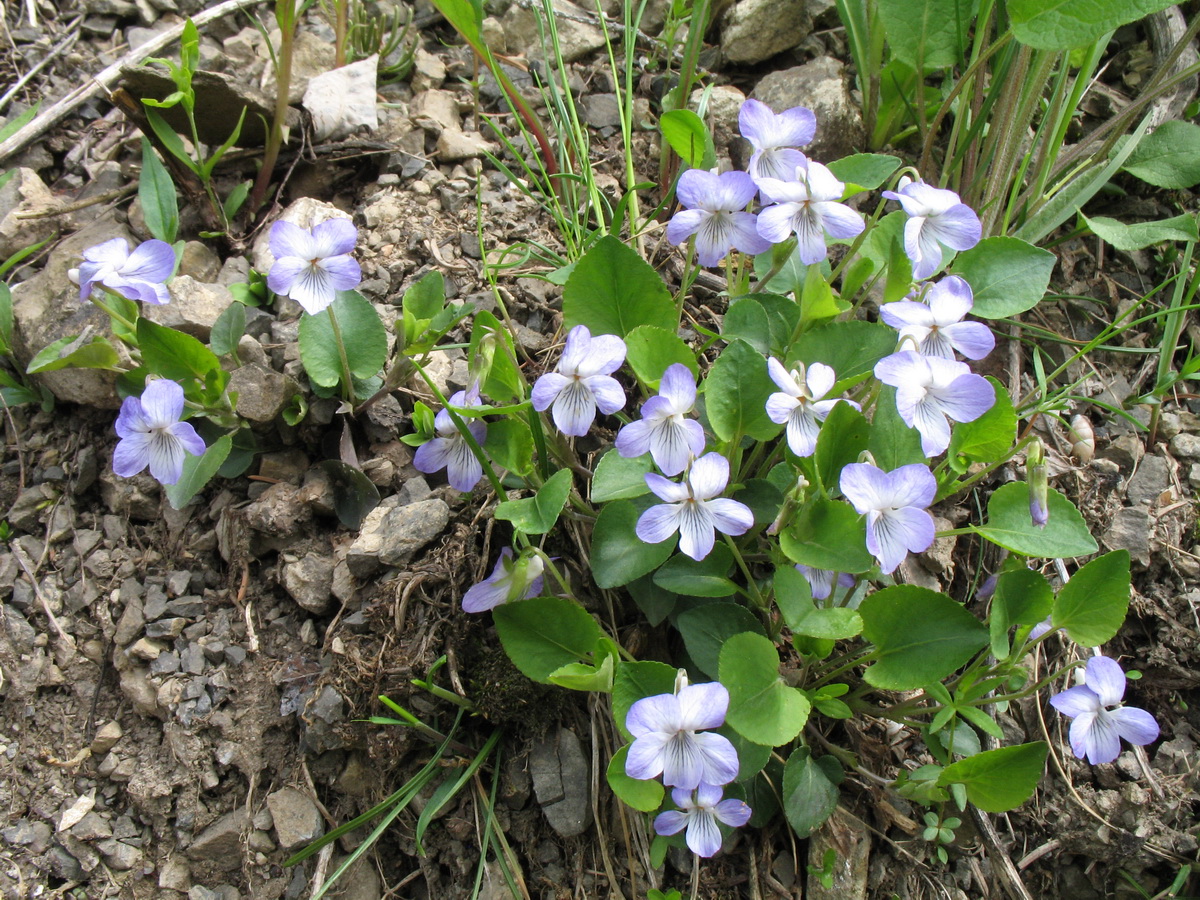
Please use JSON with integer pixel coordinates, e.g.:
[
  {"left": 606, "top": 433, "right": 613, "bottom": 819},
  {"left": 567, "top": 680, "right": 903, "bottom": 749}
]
[
  {"left": 928, "top": 276, "right": 974, "bottom": 322},
  {"left": 775, "top": 106, "right": 817, "bottom": 147},
  {"left": 785, "top": 407, "right": 821, "bottom": 457},
  {"left": 1085, "top": 656, "right": 1127, "bottom": 707},
  {"left": 444, "top": 438, "right": 484, "bottom": 491},
  {"left": 654, "top": 810, "right": 687, "bottom": 836},
  {"left": 839, "top": 463, "right": 891, "bottom": 513},
  {"left": 166, "top": 421, "right": 206, "bottom": 458},
  {"left": 737, "top": 99, "right": 775, "bottom": 149},
  {"left": 694, "top": 213, "right": 735, "bottom": 267},
  {"left": 77, "top": 261, "right": 107, "bottom": 299},
  {"left": 117, "top": 278, "right": 172, "bottom": 306},
  {"left": 667, "top": 208, "right": 707, "bottom": 245},
  {"left": 413, "top": 436, "right": 454, "bottom": 475},
  {"left": 637, "top": 502, "right": 684, "bottom": 544},
  {"left": 122, "top": 239, "right": 176, "bottom": 283},
  {"left": 267, "top": 255, "right": 308, "bottom": 296},
  {"left": 819, "top": 201, "right": 866, "bottom": 240},
  {"left": 558, "top": 325, "right": 592, "bottom": 374},
  {"left": 794, "top": 207, "right": 830, "bottom": 264},
  {"left": 898, "top": 181, "right": 961, "bottom": 216},
  {"left": 676, "top": 168, "right": 721, "bottom": 209},
  {"left": 691, "top": 732, "right": 739, "bottom": 785},
  {"left": 941, "top": 321, "right": 995, "bottom": 360},
  {"left": 695, "top": 782, "right": 724, "bottom": 808},
  {"left": 626, "top": 693, "right": 682, "bottom": 737},
  {"left": 767, "top": 358, "right": 802, "bottom": 396},
  {"left": 659, "top": 364, "right": 697, "bottom": 411},
  {"left": 146, "top": 431, "right": 187, "bottom": 484},
  {"left": 663, "top": 734, "right": 710, "bottom": 788},
  {"left": 1108, "top": 707, "right": 1159, "bottom": 747},
  {"left": 880, "top": 300, "right": 936, "bottom": 331},
  {"left": 870, "top": 506, "right": 935, "bottom": 574},
  {"left": 1050, "top": 685, "right": 1102, "bottom": 719},
  {"left": 531, "top": 372, "right": 568, "bottom": 412},
  {"left": 318, "top": 254, "right": 362, "bottom": 291},
  {"left": 677, "top": 503, "right": 717, "bottom": 561},
  {"left": 286, "top": 264, "right": 338, "bottom": 315},
  {"left": 909, "top": 399, "right": 953, "bottom": 455},
  {"left": 688, "top": 452, "right": 730, "bottom": 501},
  {"left": 686, "top": 811, "right": 723, "bottom": 857},
  {"left": 756, "top": 178, "right": 806, "bottom": 204},
  {"left": 310, "top": 217, "right": 358, "bottom": 258},
  {"left": 874, "top": 350, "right": 925, "bottom": 389},
  {"left": 714, "top": 798, "right": 752, "bottom": 828},
  {"left": 756, "top": 203, "right": 800, "bottom": 245},
  {"left": 936, "top": 372, "right": 994, "bottom": 424},
  {"left": 706, "top": 498, "right": 754, "bottom": 537},
  {"left": 82, "top": 237, "right": 131, "bottom": 266},
  {"left": 677, "top": 683, "right": 729, "bottom": 731},
  {"left": 552, "top": 381, "right": 598, "bottom": 436},
  {"left": 113, "top": 396, "right": 150, "bottom": 438},
  {"left": 728, "top": 211, "right": 772, "bottom": 257},
  {"left": 798, "top": 565, "right": 835, "bottom": 601},
  {"left": 269, "top": 220, "right": 315, "bottom": 260},
  {"left": 804, "top": 162, "right": 846, "bottom": 202},
  {"left": 576, "top": 335, "right": 627, "bottom": 377},
  {"left": 112, "top": 431, "right": 152, "bottom": 477},
  {"left": 584, "top": 374, "right": 626, "bottom": 415},
  {"left": 616, "top": 420, "right": 652, "bottom": 458},
  {"left": 1074, "top": 711, "right": 1120, "bottom": 764},
  {"left": 909, "top": 218, "right": 945, "bottom": 281},
  {"left": 139, "top": 379, "right": 186, "bottom": 428},
  {"left": 714, "top": 171, "right": 760, "bottom": 210},
  {"left": 750, "top": 148, "right": 808, "bottom": 184},
  {"left": 645, "top": 473, "right": 690, "bottom": 503},
  {"left": 462, "top": 576, "right": 511, "bottom": 613},
  {"left": 652, "top": 420, "right": 703, "bottom": 476},
  {"left": 766, "top": 392, "right": 800, "bottom": 426},
  {"left": 626, "top": 732, "right": 671, "bottom": 780},
  {"left": 887, "top": 464, "right": 937, "bottom": 509},
  {"left": 806, "top": 362, "right": 837, "bottom": 400},
  {"left": 926, "top": 204, "right": 982, "bottom": 251}
]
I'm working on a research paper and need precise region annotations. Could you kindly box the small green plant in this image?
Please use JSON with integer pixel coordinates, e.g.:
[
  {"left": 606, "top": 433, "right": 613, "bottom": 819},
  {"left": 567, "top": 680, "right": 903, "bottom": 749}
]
[
  {"left": 921, "top": 811, "right": 961, "bottom": 864},
  {"left": 807, "top": 848, "right": 837, "bottom": 890}
]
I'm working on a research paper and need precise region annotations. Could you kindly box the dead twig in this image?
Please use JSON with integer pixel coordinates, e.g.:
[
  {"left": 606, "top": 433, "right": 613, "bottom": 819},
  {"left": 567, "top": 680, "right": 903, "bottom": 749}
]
[{"left": 0, "top": 16, "right": 82, "bottom": 114}]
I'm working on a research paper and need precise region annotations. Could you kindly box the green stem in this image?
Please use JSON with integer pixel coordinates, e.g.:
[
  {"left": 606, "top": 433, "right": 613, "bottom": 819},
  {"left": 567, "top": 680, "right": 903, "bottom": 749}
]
[
  {"left": 414, "top": 364, "right": 508, "bottom": 499},
  {"left": 250, "top": 0, "right": 297, "bottom": 213},
  {"left": 326, "top": 305, "right": 355, "bottom": 403},
  {"left": 723, "top": 535, "right": 766, "bottom": 611}
]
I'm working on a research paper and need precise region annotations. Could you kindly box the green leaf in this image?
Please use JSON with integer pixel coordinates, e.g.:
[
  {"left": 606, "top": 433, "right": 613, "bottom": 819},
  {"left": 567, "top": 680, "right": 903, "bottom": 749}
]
[
  {"left": 877, "top": 0, "right": 978, "bottom": 69},
  {"left": 792, "top": 320, "right": 897, "bottom": 385},
  {"left": 1082, "top": 212, "right": 1200, "bottom": 251},
  {"left": 318, "top": 460, "right": 382, "bottom": 530},
  {"left": 972, "top": 483, "right": 1099, "bottom": 557},
  {"left": 705, "top": 339, "right": 781, "bottom": 442},
  {"left": 722, "top": 297, "right": 772, "bottom": 355},
  {"left": 814, "top": 401, "right": 870, "bottom": 493},
  {"left": 780, "top": 499, "right": 873, "bottom": 573},
  {"left": 591, "top": 449, "right": 652, "bottom": 502},
  {"left": 164, "top": 433, "right": 231, "bottom": 509},
  {"left": 624, "top": 325, "right": 697, "bottom": 387},
  {"left": 937, "top": 743, "right": 1048, "bottom": 812},
  {"left": 607, "top": 745, "right": 664, "bottom": 812},
  {"left": 139, "top": 138, "right": 178, "bottom": 243},
  {"left": 548, "top": 651, "right": 615, "bottom": 691},
  {"left": 719, "top": 632, "right": 810, "bottom": 747},
  {"left": 782, "top": 747, "right": 839, "bottom": 838},
  {"left": 654, "top": 545, "right": 739, "bottom": 598},
  {"left": 27, "top": 334, "right": 120, "bottom": 374},
  {"left": 946, "top": 378, "right": 1015, "bottom": 472},
  {"left": 495, "top": 469, "right": 573, "bottom": 535},
  {"left": 826, "top": 153, "right": 903, "bottom": 192},
  {"left": 989, "top": 566, "right": 1053, "bottom": 657},
  {"left": 660, "top": 109, "right": 717, "bottom": 170},
  {"left": 1009, "top": 0, "right": 1174, "bottom": 50},
  {"left": 868, "top": 386, "right": 926, "bottom": 470},
  {"left": 137, "top": 318, "right": 223, "bottom": 385},
  {"left": 563, "top": 235, "right": 675, "bottom": 338},
  {"left": 799, "top": 266, "right": 848, "bottom": 327},
  {"left": 859, "top": 586, "right": 989, "bottom": 690},
  {"left": 773, "top": 567, "right": 863, "bottom": 639},
  {"left": 142, "top": 107, "right": 199, "bottom": 174},
  {"left": 1122, "top": 121, "right": 1200, "bottom": 188},
  {"left": 0, "top": 282, "right": 12, "bottom": 354},
  {"left": 952, "top": 237, "right": 1055, "bottom": 319},
  {"left": 209, "top": 300, "right": 245, "bottom": 357},
  {"left": 0, "top": 102, "right": 38, "bottom": 144},
  {"left": 591, "top": 498, "right": 676, "bottom": 588},
  {"left": 298, "top": 291, "right": 388, "bottom": 388},
  {"left": 612, "top": 660, "right": 677, "bottom": 741},
  {"left": 676, "top": 601, "right": 766, "bottom": 678},
  {"left": 468, "top": 310, "right": 524, "bottom": 401},
  {"left": 483, "top": 417, "right": 534, "bottom": 477},
  {"left": 493, "top": 597, "right": 602, "bottom": 684},
  {"left": 223, "top": 180, "right": 251, "bottom": 220},
  {"left": 1052, "top": 550, "right": 1130, "bottom": 646}
]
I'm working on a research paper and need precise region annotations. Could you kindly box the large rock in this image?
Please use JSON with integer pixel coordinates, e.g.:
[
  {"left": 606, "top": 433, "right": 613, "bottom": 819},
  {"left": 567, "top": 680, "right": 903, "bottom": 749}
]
[
  {"left": 501, "top": 0, "right": 604, "bottom": 63},
  {"left": 529, "top": 727, "right": 592, "bottom": 837},
  {"left": 227, "top": 363, "right": 301, "bottom": 423},
  {"left": 721, "top": 0, "right": 811, "bottom": 64},
  {"left": 0, "top": 168, "right": 68, "bottom": 260},
  {"left": 144, "top": 276, "right": 235, "bottom": 340},
  {"left": 346, "top": 497, "right": 450, "bottom": 576},
  {"left": 751, "top": 57, "right": 865, "bottom": 162}
]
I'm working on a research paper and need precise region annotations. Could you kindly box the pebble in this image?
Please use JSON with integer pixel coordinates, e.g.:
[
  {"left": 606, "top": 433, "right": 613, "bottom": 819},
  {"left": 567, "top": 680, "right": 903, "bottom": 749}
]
[
  {"left": 1169, "top": 432, "right": 1200, "bottom": 459},
  {"left": 265, "top": 787, "right": 323, "bottom": 851},
  {"left": 529, "top": 727, "right": 593, "bottom": 838}
]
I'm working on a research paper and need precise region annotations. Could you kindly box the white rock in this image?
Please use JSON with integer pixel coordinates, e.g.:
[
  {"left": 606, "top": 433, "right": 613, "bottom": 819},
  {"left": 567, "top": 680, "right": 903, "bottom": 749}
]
[{"left": 303, "top": 55, "right": 379, "bottom": 142}]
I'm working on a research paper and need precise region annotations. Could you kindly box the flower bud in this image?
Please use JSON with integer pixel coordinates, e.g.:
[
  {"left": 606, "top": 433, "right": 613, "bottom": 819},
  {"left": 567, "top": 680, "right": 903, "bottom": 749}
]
[{"left": 1027, "top": 439, "right": 1048, "bottom": 528}]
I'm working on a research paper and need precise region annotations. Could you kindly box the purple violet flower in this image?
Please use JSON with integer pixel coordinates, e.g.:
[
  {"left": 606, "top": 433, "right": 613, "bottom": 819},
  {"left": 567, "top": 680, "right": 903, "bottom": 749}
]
[
  {"left": 738, "top": 98, "right": 816, "bottom": 184},
  {"left": 1049, "top": 656, "right": 1160, "bottom": 765},
  {"left": 636, "top": 452, "right": 754, "bottom": 562},
  {"left": 531, "top": 325, "right": 626, "bottom": 437},
  {"left": 882, "top": 176, "right": 982, "bottom": 280},
  {"left": 78, "top": 237, "right": 175, "bottom": 305},
  {"left": 874, "top": 350, "right": 995, "bottom": 456},
  {"left": 413, "top": 388, "right": 487, "bottom": 492},
  {"left": 839, "top": 462, "right": 936, "bottom": 575},
  {"left": 113, "top": 379, "right": 206, "bottom": 485},
  {"left": 655, "top": 783, "right": 752, "bottom": 858},
  {"left": 267, "top": 218, "right": 362, "bottom": 315},
  {"left": 755, "top": 162, "right": 865, "bottom": 264},
  {"left": 616, "top": 363, "right": 706, "bottom": 476},
  {"left": 765, "top": 359, "right": 859, "bottom": 458},
  {"left": 879, "top": 276, "right": 995, "bottom": 360},
  {"left": 462, "top": 548, "right": 544, "bottom": 613},
  {"left": 667, "top": 169, "right": 771, "bottom": 267},
  {"left": 625, "top": 680, "right": 739, "bottom": 789},
  {"left": 796, "top": 565, "right": 855, "bottom": 601}
]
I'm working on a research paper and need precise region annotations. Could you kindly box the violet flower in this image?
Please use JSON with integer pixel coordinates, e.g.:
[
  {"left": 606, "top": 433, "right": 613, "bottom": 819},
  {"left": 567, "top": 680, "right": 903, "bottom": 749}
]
[
  {"left": 765, "top": 359, "right": 858, "bottom": 458},
  {"left": 531, "top": 325, "right": 626, "bottom": 437},
  {"left": 413, "top": 388, "right": 487, "bottom": 492},
  {"left": 616, "top": 363, "right": 706, "bottom": 476},
  {"left": 738, "top": 98, "right": 815, "bottom": 184},
  {"left": 113, "top": 379, "right": 206, "bottom": 486},
  {"left": 882, "top": 176, "right": 982, "bottom": 280},
  {"left": 796, "top": 564, "right": 855, "bottom": 601},
  {"left": 636, "top": 452, "right": 754, "bottom": 562},
  {"left": 874, "top": 350, "right": 994, "bottom": 456},
  {"left": 462, "top": 548, "right": 544, "bottom": 613},
  {"left": 879, "top": 276, "right": 995, "bottom": 360},
  {"left": 839, "top": 462, "right": 936, "bottom": 575},
  {"left": 655, "top": 783, "right": 752, "bottom": 858},
  {"left": 1049, "top": 656, "right": 1159, "bottom": 765},
  {"left": 267, "top": 218, "right": 362, "bottom": 315},
  {"left": 667, "top": 169, "right": 771, "bottom": 267},
  {"left": 78, "top": 237, "right": 175, "bottom": 305},
  {"left": 755, "top": 162, "right": 865, "bottom": 264},
  {"left": 625, "top": 680, "right": 739, "bottom": 789}
]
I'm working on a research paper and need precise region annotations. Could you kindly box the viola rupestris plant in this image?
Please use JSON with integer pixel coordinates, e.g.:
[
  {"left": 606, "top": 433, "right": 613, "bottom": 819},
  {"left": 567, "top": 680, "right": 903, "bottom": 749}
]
[{"left": 398, "top": 97, "right": 1159, "bottom": 869}]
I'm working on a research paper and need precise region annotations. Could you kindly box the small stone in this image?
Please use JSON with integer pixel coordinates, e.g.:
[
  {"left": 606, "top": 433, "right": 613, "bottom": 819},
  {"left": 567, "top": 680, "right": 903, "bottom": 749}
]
[
  {"left": 145, "top": 617, "right": 187, "bottom": 639},
  {"left": 98, "top": 839, "right": 141, "bottom": 871},
  {"left": 119, "top": 666, "right": 162, "bottom": 718},
  {"left": 435, "top": 129, "right": 493, "bottom": 162},
  {"left": 1126, "top": 454, "right": 1170, "bottom": 506},
  {"left": 1103, "top": 506, "right": 1152, "bottom": 565},
  {"left": 144, "top": 276, "right": 235, "bottom": 340},
  {"left": 166, "top": 570, "right": 192, "bottom": 597},
  {"left": 1169, "top": 432, "right": 1200, "bottom": 459},
  {"left": 181, "top": 644, "right": 206, "bottom": 675},
  {"left": 410, "top": 48, "right": 446, "bottom": 92},
  {"left": 128, "top": 637, "right": 165, "bottom": 661},
  {"left": 177, "top": 241, "right": 223, "bottom": 281},
  {"left": 721, "top": 0, "right": 811, "bottom": 64},
  {"left": 228, "top": 363, "right": 302, "bottom": 423},
  {"left": 90, "top": 721, "right": 123, "bottom": 756},
  {"left": 71, "top": 811, "right": 113, "bottom": 841},
  {"left": 2, "top": 820, "right": 52, "bottom": 854},
  {"left": 282, "top": 551, "right": 335, "bottom": 614},
  {"left": 266, "top": 787, "right": 323, "bottom": 851},
  {"left": 247, "top": 829, "right": 275, "bottom": 853},
  {"left": 529, "top": 727, "right": 592, "bottom": 837},
  {"left": 187, "top": 808, "right": 248, "bottom": 867},
  {"left": 159, "top": 857, "right": 192, "bottom": 891},
  {"left": 582, "top": 93, "right": 621, "bottom": 129},
  {"left": 346, "top": 498, "right": 450, "bottom": 576}
]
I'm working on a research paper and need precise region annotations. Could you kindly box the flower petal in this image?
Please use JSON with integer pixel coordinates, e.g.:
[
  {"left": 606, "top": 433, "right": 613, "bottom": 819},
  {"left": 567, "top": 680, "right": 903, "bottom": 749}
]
[
  {"left": 870, "top": 506, "right": 934, "bottom": 574},
  {"left": 287, "top": 264, "right": 338, "bottom": 315},
  {"left": 139, "top": 379, "right": 185, "bottom": 428},
  {"left": 267, "top": 255, "right": 308, "bottom": 297},
  {"left": 767, "top": 358, "right": 802, "bottom": 396},
  {"left": 651, "top": 419, "right": 703, "bottom": 477},
  {"left": 677, "top": 502, "right": 717, "bottom": 561},
  {"left": 1050, "top": 685, "right": 1102, "bottom": 719},
  {"left": 785, "top": 407, "right": 821, "bottom": 457},
  {"left": 626, "top": 732, "right": 670, "bottom": 780},
  {"left": 269, "top": 220, "right": 315, "bottom": 260},
  {"left": 1084, "top": 656, "right": 1127, "bottom": 707},
  {"left": 146, "top": 431, "right": 187, "bottom": 484},
  {"left": 686, "top": 809, "right": 724, "bottom": 857},
  {"left": 667, "top": 208, "right": 707, "bottom": 246},
  {"left": 112, "top": 432, "right": 151, "bottom": 477},
  {"left": 1073, "top": 711, "right": 1121, "bottom": 764},
  {"left": 765, "top": 391, "right": 800, "bottom": 426},
  {"left": 658, "top": 364, "right": 697, "bottom": 412},
  {"left": 819, "top": 201, "right": 866, "bottom": 240},
  {"left": 751, "top": 148, "right": 808, "bottom": 184},
  {"left": 114, "top": 396, "right": 149, "bottom": 438},
  {"left": 706, "top": 498, "right": 754, "bottom": 537},
  {"left": 310, "top": 217, "right": 358, "bottom": 258},
  {"left": 714, "top": 171, "right": 760, "bottom": 211},
  {"left": 756, "top": 202, "right": 799, "bottom": 244},
  {"left": 122, "top": 239, "right": 176, "bottom": 284},
  {"left": 616, "top": 420, "right": 652, "bottom": 459},
  {"left": 626, "top": 693, "right": 681, "bottom": 737},
  {"left": 888, "top": 464, "right": 938, "bottom": 509},
  {"left": 166, "top": 421, "right": 206, "bottom": 458},
  {"left": 584, "top": 374, "right": 626, "bottom": 415},
  {"left": 688, "top": 452, "right": 730, "bottom": 501},
  {"left": 558, "top": 325, "right": 593, "bottom": 374},
  {"left": 444, "top": 438, "right": 484, "bottom": 491},
  {"left": 839, "top": 462, "right": 891, "bottom": 512},
  {"left": 576, "top": 333, "right": 627, "bottom": 377},
  {"left": 552, "top": 381, "right": 598, "bottom": 436},
  {"left": 926, "top": 203, "right": 982, "bottom": 252},
  {"left": 738, "top": 98, "right": 775, "bottom": 149},
  {"left": 677, "top": 682, "right": 729, "bottom": 731},
  {"left": 881, "top": 300, "right": 936, "bottom": 332},
  {"left": 1108, "top": 706, "right": 1159, "bottom": 747},
  {"left": 413, "top": 436, "right": 454, "bottom": 475},
  {"left": 691, "top": 731, "right": 739, "bottom": 785},
  {"left": 645, "top": 473, "right": 691, "bottom": 503},
  {"left": 676, "top": 168, "right": 721, "bottom": 210},
  {"left": 531, "top": 372, "right": 568, "bottom": 412},
  {"left": 935, "top": 372, "right": 994, "bottom": 424},
  {"left": 83, "top": 237, "right": 131, "bottom": 266},
  {"left": 714, "top": 798, "right": 752, "bottom": 828},
  {"left": 793, "top": 206, "right": 830, "bottom": 264},
  {"left": 941, "top": 321, "right": 996, "bottom": 360},
  {"left": 318, "top": 254, "right": 362, "bottom": 292},
  {"left": 637, "top": 502, "right": 683, "bottom": 545},
  {"left": 806, "top": 362, "right": 836, "bottom": 400},
  {"left": 654, "top": 810, "right": 687, "bottom": 836},
  {"left": 462, "top": 577, "right": 511, "bottom": 613}
]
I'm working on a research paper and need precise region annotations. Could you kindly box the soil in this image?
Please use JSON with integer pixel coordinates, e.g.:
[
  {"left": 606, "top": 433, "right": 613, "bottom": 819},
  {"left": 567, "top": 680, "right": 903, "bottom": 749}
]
[{"left": 0, "top": 2, "right": 1198, "bottom": 899}]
